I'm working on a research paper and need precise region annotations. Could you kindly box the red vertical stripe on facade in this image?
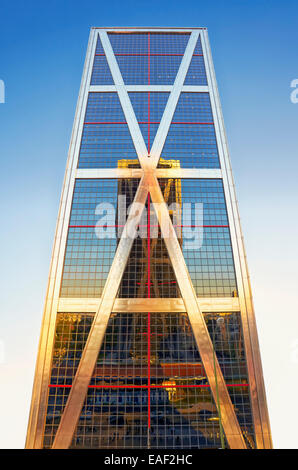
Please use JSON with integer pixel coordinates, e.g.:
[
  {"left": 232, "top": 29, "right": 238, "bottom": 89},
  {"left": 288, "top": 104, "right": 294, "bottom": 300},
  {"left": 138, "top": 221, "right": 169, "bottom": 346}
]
[
  {"left": 148, "top": 33, "right": 150, "bottom": 85},
  {"left": 148, "top": 92, "right": 150, "bottom": 153},
  {"left": 147, "top": 193, "right": 151, "bottom": 429}
]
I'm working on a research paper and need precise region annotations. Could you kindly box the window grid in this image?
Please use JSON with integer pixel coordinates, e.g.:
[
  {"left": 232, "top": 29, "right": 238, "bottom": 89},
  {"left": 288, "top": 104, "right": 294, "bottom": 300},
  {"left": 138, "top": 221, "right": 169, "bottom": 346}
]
[
  {"left": 48, "top": 31, "right": 256, "bottom": 450},
  {"left": 78, "top": 123, "right": 139, "bottom": 169},
  {"left": 184, "top": 56, "right": 208, "bottom": 86},
  {"left": 80, "top": 91, "right": 217, "bottom": 168},
  {"left": 61, "top": 178, "right": 236, "bottom": 299},
  {"left": 43, "top": 311, "right": 254, "bottom": 449},
  {"left": 159, "top": 124, "right": 220, "bottom": 169},
  {"left": 60, "top": 179, "right": 139, "bottom": 298},
  {"left": 119, "top": 191, "right": 181, "bottom": 299},
  {"left": 91, "top": 37, "right": 114, "bottom": 85},
  {"left": 90, "top": 33, "right": 205, "bottom": 85},
  {"left": 158, "top": 179, "right": 237, "bottom": 297}
]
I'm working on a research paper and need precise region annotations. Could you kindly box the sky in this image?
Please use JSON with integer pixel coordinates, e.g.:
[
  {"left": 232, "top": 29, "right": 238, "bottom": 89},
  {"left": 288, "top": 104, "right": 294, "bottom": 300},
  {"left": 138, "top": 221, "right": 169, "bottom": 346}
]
[{"left": 0, "top": 0, "right": 297, "bottom": 449}]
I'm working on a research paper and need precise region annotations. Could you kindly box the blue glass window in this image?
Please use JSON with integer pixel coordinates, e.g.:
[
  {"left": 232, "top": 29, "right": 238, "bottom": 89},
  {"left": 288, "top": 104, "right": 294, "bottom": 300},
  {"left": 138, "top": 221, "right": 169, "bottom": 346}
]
[
  {"left": 109, "top": 32, "right": 148, "bottom": 54},
  {"left": 108, "top": 32, "right": 190, "bottom": 85},
  {"left": 115, "top": 56, "right": 148, "bottom": 85},
  {"left": 184, "top": 56, "right": 207, "bottom": 85},
  {"left": 150, "top": 33, "right": 190, "bottom": 54},
  {"left": 91, "top": 56, "right": 114, "bottom": 85},
  {"left": 150, "top": 55, "right": 183, "bottom": 84},
  {"left": 159, "top": 123, "right": 219, "bottom": 169},
  {"left": 159, "top": 93, "right": 217, "bottom": 168},
  {"left": 193, "top": 36, "right": 203, "bottom": 55},
  {"left": 129, "top": 92, "right": 169, "bottom": 151},
  {"left": 78, "top": 92, "right": 139, "bottom": 168},
  {"left": 78, "top": 124, "right": 138, "bottom": 168},
  {"left": 172, "top": 92, "right": 213, "bottom": 122},
  {"left": 44, "top": 310, "right": 254, "bottom": 449},
  {"left": 60, "top": 179, "right": 139, "bottom": 298},
  {"left": 85, "top": 93, "right": 126, "bottom": 122}
]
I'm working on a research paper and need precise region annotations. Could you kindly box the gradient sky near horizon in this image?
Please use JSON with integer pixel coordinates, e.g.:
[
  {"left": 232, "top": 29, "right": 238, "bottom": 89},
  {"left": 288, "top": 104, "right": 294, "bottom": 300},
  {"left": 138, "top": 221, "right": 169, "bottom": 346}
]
[{"left": 0, "top": 0, "right": 297, "bottom": 449}]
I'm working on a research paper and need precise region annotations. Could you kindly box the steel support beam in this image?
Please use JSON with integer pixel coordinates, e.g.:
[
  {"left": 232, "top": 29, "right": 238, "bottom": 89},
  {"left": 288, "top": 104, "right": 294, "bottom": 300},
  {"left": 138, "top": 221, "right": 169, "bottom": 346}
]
[
  {"left": 57, "top": 296, "right": 241, "bottom": 313},
  {"left": 75, "top": 168, "right": 222, "bottom": 179}
]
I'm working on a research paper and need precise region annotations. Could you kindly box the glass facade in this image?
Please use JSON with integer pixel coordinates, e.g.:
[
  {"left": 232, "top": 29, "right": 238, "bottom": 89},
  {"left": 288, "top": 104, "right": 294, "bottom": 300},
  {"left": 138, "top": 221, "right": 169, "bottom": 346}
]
[
  {"left": 46, "top": 31, "right": 252, "bottom": 448},
  {"left": 108, "top": 32, "right": 190, "bottom": 85},
  {"left": 129, "top": 92, "right": 169, "bottom": 152},
  {"left": 78, "top": 93, "right": 139, "bottom": 168},
  {"left": 61, "top": 178, "right": 236, "bottom": 298},
  {"left": 44, "top": 310, "right": 254, "bottom": 449},
  {"left": 27, "top": 28, "right": 271, "bottom": 451}
]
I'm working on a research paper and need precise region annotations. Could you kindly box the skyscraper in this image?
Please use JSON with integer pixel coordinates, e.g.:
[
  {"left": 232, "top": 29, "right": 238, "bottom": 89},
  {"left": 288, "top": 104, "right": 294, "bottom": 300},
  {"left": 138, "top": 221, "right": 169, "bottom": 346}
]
[{"left": 26, "top": 27, "right": 272, "bottom": 449}]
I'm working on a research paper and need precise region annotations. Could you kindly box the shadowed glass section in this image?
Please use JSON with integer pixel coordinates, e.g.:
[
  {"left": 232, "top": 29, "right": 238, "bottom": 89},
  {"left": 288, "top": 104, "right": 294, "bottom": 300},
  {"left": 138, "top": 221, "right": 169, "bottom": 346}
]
[
  {"left": 117, "top": 161, "right": 181, "bottom": 299},
  {"left": 118, "top": 207, "right": 181, "bottom": 299},
  {"left": 43, "top": 311, "right": 255, "bottom": 449}
]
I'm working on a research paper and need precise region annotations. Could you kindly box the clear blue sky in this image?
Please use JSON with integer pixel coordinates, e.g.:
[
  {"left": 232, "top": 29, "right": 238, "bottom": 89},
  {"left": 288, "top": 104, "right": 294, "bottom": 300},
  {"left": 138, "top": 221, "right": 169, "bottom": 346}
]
[{"left": 0, "top": 0, "right": 297, "bottom": 448}]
